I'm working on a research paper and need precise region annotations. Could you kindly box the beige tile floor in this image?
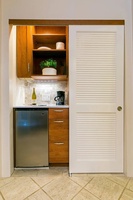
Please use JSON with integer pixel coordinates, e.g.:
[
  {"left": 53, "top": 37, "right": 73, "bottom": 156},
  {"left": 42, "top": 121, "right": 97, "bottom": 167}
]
[{"left": 0, "top": 167, "right": 133, "bottom": 200}]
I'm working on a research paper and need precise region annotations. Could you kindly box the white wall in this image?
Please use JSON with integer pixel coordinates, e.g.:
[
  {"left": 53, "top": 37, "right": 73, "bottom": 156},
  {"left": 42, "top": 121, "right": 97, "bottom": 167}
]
[
  {"left": 1, "top": 0, "right": 129, "bottom": 19},
  {"left": 125, "top": 0, "right": 133, "bottom": 177},
  {"left": 0, "top": 0, "right": 2, "bottom": 177},
  {"left": 1, "top": 0, "right": 133, "bottom": 177},
  {"left": 1, "top": 18, "right": 10, "bottom": 177},
  {"left": 9, "top": 25, "right": 17, "bottom": 175},
  {"left": 0, "top": 0, "right": 10, "bottom": 177}
]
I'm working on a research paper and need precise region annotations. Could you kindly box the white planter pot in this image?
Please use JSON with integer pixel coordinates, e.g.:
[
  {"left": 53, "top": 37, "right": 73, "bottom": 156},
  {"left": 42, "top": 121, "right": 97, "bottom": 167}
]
[{"left": 42, "top": 68, "right": 57, "bottom": 75}]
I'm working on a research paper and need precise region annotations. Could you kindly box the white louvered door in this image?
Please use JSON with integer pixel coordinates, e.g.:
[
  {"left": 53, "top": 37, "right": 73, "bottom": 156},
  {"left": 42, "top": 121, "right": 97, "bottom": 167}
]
[{"left": 69, "top": 25, "right": 124, "bottom": 173}]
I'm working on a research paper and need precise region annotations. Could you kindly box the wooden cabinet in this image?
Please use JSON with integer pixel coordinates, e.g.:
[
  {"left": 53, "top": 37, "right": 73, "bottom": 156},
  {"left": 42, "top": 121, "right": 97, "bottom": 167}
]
[
  {"left": 16, "top": 25, "right": 68, "bottom": 80},
  {"left": 49, "top": 108, "right": 69, "bottom": 165},
  {"left": 32, "top": 26, "right": 68, "bottom": 76},
  {"left": 16, "top": 26, "right": 34, "bottom": 78}
]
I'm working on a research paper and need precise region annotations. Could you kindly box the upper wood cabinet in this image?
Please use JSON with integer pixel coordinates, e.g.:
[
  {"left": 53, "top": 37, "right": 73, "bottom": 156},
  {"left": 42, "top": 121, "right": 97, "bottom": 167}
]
[
  {"left": 16, "top": 26, "right": 34, "bottom": 78},
  {"left": 16, "top": 25, "right": 68, "bottom": 80}
]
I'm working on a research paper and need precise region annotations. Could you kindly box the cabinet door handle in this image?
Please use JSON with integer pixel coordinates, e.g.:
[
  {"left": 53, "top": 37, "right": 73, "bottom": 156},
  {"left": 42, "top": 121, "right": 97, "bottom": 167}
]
[
  {"left": 54, "top": 110, "right": 63, "bottom": 112},
  {"left": 54, "top": 142, "right": 64, "bottom": 145},
  {"left": 28, "top": 63, "right": 30, "bottom": 72},
  {"left": 54, "top": 120, "right": 64, "bottom": 123}
]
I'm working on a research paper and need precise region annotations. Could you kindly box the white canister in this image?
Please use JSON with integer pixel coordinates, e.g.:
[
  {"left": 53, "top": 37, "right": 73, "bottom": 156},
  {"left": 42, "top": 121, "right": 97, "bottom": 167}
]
[{"left": 56, "top": 42, "right": 65, "bottom": 50}]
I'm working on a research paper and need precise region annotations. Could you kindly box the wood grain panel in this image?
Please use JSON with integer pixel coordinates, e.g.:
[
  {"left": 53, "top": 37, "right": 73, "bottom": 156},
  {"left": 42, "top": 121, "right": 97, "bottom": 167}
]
[
  {"left": 49, "top": 142, "right": 69, "bottom": 163},
  {"left": 49, "top": 108, "right": 69, "bottom": 119},
  {"left": 9, "top": 19, "right": 124, "bottom": 26},
  {"left": 16, "top": 26, "right": 34, "bottom": 77},
  {"left": 49, "top": 120, "right": 68, "bottom": 141},
  {"left": 16, "top": 26, "right": 27, "bottom": 77},
  {"left": 49, "top": 108, "right": 69, "bottom": 164}
]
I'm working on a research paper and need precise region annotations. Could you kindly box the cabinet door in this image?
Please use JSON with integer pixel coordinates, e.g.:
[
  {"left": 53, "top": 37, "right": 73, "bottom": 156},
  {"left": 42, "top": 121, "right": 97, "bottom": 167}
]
[
  {"left": 16, "top": 26, "right": 33, "bottom": 77},
  {"left": 69, "top": 25, "right": 124, "bottom": 173}
]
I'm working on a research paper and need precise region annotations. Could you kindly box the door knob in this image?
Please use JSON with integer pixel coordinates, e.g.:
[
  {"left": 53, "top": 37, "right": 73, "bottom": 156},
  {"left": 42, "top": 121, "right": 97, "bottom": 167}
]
[{"left": 117, "top": 106, "right": 122, "bottom": 111}]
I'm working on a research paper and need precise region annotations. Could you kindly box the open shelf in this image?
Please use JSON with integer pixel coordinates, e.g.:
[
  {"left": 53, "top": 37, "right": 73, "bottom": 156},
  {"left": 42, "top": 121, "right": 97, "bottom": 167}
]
[
  {"left": 33, "top": 34, "right": 66, "bottom": 45},
  {"left": 16, "top": 25, "right": 68, "bottom": 79},
  {"left": 31, "top": 75, "right": 68, "bottom": 81}
]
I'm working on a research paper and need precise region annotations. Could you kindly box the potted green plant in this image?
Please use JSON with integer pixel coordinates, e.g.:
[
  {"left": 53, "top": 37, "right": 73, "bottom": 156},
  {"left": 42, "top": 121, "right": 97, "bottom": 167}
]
[{"left": 40, "top": 59, "right": 57, "bottom": 75}]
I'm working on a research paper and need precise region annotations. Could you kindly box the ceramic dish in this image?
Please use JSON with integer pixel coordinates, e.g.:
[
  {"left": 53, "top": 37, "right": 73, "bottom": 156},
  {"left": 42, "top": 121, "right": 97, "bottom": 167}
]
[{"left": 38, "top": 46, "right": 51, "bottom": 50}]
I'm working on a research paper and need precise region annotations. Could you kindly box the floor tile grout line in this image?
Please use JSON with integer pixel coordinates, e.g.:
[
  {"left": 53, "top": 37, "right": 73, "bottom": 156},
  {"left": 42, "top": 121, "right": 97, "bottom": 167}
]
[
  {"left": 83, "top": 187, "right": 101, "bottom": 200},
  {"left": 82, "top": 176, "right": 95, "bottom": 188},
  {"left": 71, "top": 187, "right": 86, "bottom": 200},
  {"left": 0, "top": 177, "right": 16, "bottom": 189},
  {"left": 23, "top": 188, "right": 41, "bottom": 200},
  {"left": 81, "top": 175, "right": 127, "bottom": 200},
  {"left": 23, "top": 188, "right": 53, "bottom": 200},
  {"left": 118, "top": 177, "right": 131, "bottom": 200},
  {"left": 69, "top": 174, "right": 95, "bottom": 188},
  {"left": 105, "top": 176, "right": 129, "bottom": 188},
  {"left": 41, "top": 188, "right": 53, "bottom": 200},
  {"left": 118, "top": 188, "right": 127, "bottom": 200},
  {"left": 31, "top": 176, "right": 56, "bottom": 188},
  {"left": 2, "top": 170, "right": 133, "bottom": 200},
  {"left": 70, "top": 176, "right": 101, "bottom": 200},
  {"left": 70, "top": 176, "right": 95, "bottom": 200},
  {"left": 30, "top": 177, "right": 41, "bottom": 186},
  {"left": 65, "top": 174, "right": 87, "bottom": 188},
  {"left": 102, "top": 176, "right": 127, "bottom": 200},
  {"left": 125, "top": 187, "right": 133, "bottom": 193},
  {"left": 41, "top": 175, "right": 84, "bottom": 200},
  {"left": 0, "top": 191, "right": 5, "bottom": 200},
  {"left": 31, "top": 175, "right": 75, "bottom": 199}
]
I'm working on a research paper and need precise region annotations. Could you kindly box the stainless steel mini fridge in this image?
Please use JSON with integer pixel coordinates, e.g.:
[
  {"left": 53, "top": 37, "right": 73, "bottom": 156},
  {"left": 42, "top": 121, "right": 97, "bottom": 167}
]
[{"left": 14, "top": 108, "right": 48, "bottom": 168}]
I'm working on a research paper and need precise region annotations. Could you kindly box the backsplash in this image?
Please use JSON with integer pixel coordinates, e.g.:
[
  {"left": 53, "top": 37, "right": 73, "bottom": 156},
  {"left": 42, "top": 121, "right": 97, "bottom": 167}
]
[{"left": 15, "top": 79, "right": 68, "bottom": 106}]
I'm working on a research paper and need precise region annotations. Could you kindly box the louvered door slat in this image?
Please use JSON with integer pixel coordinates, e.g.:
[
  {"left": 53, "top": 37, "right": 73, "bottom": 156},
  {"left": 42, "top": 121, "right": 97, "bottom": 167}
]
[
  {"left": 69, "top": 25, "right": 124, "bottom": 173},
  {"left": 76, "top": 31, "right": 116, "bottom": 104},
  {"left": 76, "top": 113, "right": 116, "bottom": 160}
]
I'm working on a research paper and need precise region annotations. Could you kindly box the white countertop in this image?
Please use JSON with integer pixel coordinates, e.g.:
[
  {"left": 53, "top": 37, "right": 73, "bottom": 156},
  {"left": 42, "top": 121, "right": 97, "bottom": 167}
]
[{"left": 13, "top": 104, "right": 69, "bottom": 108}]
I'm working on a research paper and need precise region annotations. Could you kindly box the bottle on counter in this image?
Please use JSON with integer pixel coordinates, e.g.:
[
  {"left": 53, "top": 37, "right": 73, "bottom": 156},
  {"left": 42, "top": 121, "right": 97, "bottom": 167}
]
[{"left": 32, "top": 88, "right": 37, "bottom": 105}]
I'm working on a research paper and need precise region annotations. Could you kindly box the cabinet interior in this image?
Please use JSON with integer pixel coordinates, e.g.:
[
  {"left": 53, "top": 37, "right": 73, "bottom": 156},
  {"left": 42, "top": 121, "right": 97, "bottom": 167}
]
[{"left": 16, "top": 25, "right": 68, "bottom": 80}]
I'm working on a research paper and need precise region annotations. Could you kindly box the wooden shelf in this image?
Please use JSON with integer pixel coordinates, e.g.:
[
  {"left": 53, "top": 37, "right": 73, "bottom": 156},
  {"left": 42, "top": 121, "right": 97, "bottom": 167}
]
[
  {"left": 31, "top": 75, "right": 68, "bottom": 81},
  {"left": 33, "top": 34, "right": 66, "bottom": 44},
  {"left": 33, "top": 49, "right": 66, "bottom": 52},
  {"left": 33, "top": 49, "right": 66, "bottom": 57}
]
